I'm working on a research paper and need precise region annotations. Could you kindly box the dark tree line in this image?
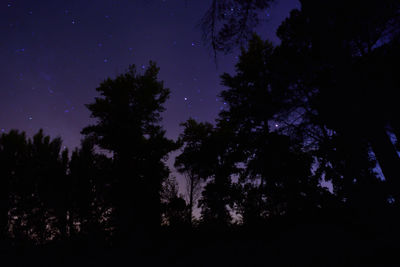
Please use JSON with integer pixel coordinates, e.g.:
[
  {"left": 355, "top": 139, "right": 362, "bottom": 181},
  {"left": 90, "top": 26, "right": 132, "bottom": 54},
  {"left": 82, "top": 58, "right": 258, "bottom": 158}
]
[
  {"left": 0, "top": 63, "right": 178, "bottom": 244},
  {"left": 1, "top": 1, "right": 400, "bottom": 265}
]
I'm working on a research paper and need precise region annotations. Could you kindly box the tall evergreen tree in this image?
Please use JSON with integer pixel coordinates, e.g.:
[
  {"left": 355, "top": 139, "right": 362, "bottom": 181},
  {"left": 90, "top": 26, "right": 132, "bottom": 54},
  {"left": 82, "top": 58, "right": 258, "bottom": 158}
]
[
  {"left": 218, "top": 35, "right": 325, "bottom": 221},
  {"left": 81, "top": 62, "right": 177, "bottom": 239}
]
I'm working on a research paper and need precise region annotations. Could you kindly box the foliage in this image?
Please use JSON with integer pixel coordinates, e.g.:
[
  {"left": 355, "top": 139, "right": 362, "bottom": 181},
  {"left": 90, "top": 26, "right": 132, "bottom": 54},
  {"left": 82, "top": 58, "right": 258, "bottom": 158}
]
[
  {"left": 81, "top": 62, "right": 177, "bottom": 237},
  {"left": 201, "top": 0, "right": 274, "bottom": 55}
]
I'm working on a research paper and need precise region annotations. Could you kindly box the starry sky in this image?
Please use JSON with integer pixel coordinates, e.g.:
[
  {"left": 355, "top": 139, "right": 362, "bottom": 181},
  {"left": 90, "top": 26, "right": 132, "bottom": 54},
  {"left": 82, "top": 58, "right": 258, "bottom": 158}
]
[{"left": 1, "top": 0, "right": 299, "bottom": 178}]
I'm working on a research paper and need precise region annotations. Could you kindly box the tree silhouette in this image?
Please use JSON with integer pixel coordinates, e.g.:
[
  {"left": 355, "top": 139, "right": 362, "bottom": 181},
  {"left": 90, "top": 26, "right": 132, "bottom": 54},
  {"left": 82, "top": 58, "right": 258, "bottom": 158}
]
[
  {"left": 175, "top": 119, "right": 212, "bottom": 225},
  {"left": 201, "top": 0, "right": 400, "bottom": 200},
  {"left": 201, "top": 0, "right": 274, "bottom": 55},
  {"left": 216, "top": 35, "right": 327, "bottom": 222},
  {"left": 69, "top": 137, "right": 113, "bottom": 239},
  {"left": 160, "top": 175, "right": 187, "bottom": 227},
  {"left": 176, "top": 119, "right": 237, "bottom": 226},
  {"left": 0, "top": 129, "right": 70, "bottom": 243},
  {"left": 0, "top": 130, "right": 29, "bottom": 239},
  {"left": 81, "top": 62, "right": 177, "bottom": 240},
  {"left": 0, "top": 2, "right": 399, "bottom": 263},
  {"left": 271, "top": 0, "right": 400, "bottom": 198},
  {"left": 30, "top": 129, "right": 69, "bottom": 240}
]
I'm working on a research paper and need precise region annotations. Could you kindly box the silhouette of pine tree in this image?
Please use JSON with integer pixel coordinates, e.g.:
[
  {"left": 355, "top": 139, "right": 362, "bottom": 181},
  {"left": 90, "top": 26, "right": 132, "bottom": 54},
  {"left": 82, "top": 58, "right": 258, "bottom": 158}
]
[{"left": 81, "top": 62, "right": 177, "bottom": 241}]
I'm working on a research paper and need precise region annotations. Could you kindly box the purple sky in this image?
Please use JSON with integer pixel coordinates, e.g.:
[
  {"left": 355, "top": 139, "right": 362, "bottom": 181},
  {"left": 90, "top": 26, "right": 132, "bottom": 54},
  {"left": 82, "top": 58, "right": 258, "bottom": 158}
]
[{"left": 1, "top": 0, "right": 299, "bottom": 190}]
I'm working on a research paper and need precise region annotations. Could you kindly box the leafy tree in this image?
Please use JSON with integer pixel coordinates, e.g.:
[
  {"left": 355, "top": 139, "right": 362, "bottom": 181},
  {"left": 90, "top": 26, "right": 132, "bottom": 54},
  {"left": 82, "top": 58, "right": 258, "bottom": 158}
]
[
  {"left": 175, "top": 119, "right": 212, "bottom": 225},
  {"left": 82, "top": 62, "right": 177, "bottom": 238},
  {"left": 160, "top": 176, "right": 187, "bottom": 227},
  {"left": 176, "top": 119, "right": 237, "bottom": 226}
]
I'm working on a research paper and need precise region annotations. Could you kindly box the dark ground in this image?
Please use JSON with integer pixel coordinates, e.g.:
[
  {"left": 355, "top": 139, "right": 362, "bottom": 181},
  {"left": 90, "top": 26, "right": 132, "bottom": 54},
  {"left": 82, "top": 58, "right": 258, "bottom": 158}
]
[{"left": 2, "top": 211, "right": 400, "bottom": 267}]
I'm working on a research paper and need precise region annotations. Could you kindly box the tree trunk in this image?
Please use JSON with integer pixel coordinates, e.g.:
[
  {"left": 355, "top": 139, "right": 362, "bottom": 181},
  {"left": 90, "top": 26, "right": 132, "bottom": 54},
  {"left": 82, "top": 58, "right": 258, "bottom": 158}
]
[{"left": 369, "top": 126, "right": 400, "bottom": 198}]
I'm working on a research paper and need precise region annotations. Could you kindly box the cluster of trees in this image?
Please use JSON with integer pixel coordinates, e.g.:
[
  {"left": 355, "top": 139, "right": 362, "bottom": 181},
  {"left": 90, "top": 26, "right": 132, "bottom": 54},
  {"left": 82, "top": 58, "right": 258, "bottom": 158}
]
[
  {"left": 0, "top": 130, "right": 113, "bottom": 243},
  {"left": 0, "top": 63, "right": 179, "bottom": 244},
  {"left": 181, "top": 0, "right": 400, "bottom": 227},
  {"left": 1, "top": 0, "right": 400, "bottom": 246}
]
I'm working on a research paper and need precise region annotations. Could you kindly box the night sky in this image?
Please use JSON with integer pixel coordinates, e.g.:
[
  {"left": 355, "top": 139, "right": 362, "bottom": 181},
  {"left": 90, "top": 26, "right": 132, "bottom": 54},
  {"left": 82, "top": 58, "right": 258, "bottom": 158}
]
[{"left": 1, "top": 0, "right": 299, "bottom": 181}]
